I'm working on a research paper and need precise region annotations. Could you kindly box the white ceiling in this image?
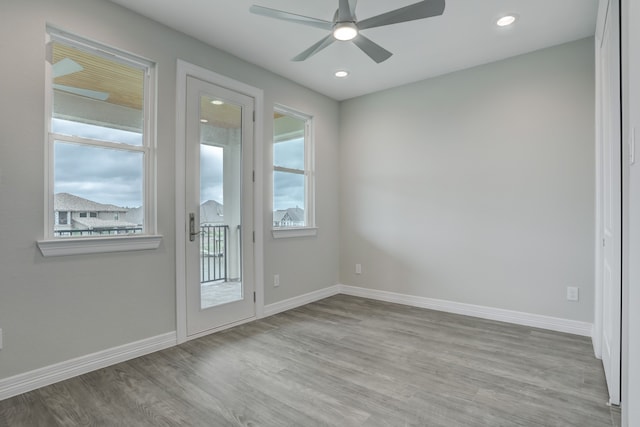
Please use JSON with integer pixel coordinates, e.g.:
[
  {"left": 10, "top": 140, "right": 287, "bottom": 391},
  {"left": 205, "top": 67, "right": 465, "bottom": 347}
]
[{"left": 108, "top": 0, "right": 598, "bottom": 101}]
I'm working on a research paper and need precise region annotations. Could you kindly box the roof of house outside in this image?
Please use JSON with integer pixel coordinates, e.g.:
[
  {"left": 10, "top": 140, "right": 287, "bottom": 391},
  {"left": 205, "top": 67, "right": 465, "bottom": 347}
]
[
  {"left": 55, "top": 194, "right": 228, "bottom": 226},
  {"left": 122, "top": 206, "right": 143, "bottom": 225},
  {"left": 54, "top": 193, "right": 129, "bottom": 213},
  {"left": 273, "top": 207, "right": 304, "bottom": 223},
  {"left": 73, "top": 217, "right": 139, "bottom": 229},
  {"left": 200, "top": 199, "right": 224, "bottom": 224}
]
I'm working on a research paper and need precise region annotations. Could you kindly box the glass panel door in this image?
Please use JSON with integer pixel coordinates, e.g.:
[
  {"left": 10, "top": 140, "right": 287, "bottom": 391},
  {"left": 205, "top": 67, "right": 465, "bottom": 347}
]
[
  {"left": 185, "top": 76, "right": 254, "bottom": 336},
  {"left": 199, "top": 102, "right": 242, "bottom": 309}
]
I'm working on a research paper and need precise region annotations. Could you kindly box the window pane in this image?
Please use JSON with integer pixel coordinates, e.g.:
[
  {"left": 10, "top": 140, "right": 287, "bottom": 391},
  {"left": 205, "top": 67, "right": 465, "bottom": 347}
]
[
  {"left": 273, "top": 108, "right": 313, "bottom": 229},
  {"left": 53, "top": 141, "right": 144, "bottom": 237},
  {"left": 51, "top": 42, "right": 144, "bottom": 146},
  {"left": 274, "top": 137, "right": 304, "bottom": 170},
  {"left": 200, "top": 144, "right": 224, "bottom": 206},
  {"left": 273, "top": 171, "right": 305, "bottom": 227}
]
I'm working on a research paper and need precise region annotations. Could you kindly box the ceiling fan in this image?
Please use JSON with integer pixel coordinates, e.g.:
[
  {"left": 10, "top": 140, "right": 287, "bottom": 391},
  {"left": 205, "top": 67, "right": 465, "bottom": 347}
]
[
  {"left": 52, "top": 57, "right": 110, "bottom": 101},
  {"left": 250, "top": 0, "right": 445, "bottom": 63}
]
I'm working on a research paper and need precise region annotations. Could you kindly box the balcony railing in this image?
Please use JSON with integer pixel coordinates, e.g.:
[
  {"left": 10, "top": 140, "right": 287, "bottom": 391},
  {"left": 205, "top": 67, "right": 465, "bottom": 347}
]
[
  {"left": 200, "top": 224, "right": 229, "bottom": 283},
  {"left": 54, "top": 224, "right": 228, "bottom": 283},
  {"left": 54, "top": 227, "right": 143, "bottom": 237}
]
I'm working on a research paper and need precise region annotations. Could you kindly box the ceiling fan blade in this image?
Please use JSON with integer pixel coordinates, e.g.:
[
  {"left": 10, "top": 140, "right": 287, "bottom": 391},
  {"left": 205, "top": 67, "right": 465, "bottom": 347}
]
[
  {"left": 53, "top": 84, "right": 110, "bottom": 101},
  {"left": 292, "top": 34, "right": 336, "bottom": 61},
  {"left": 338, "top": 0, "right": 355, "bottom": 22},
  {"left": 358, "top": 0, "right": 445, "bottom": 30},
  {"left": 349, "top": 0, "right": 358, "bottom": 15},
  {"left": 352, "top": 35, "right": 392, "bottom": 63},
  {"left": 250, "top": 5, "right": 333, "bottom": 31},
  {"left": 52, "top": 57, "right": 83, "bottom": 78}
]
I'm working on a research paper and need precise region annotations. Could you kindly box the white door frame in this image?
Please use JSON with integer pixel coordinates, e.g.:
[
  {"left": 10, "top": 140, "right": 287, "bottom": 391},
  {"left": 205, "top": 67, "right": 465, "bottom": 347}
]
[
  {"left": 593, "top": 0, "right": 609, "bottom": 361},
  {"left": 175, "top": 60, "right": 264, "bottom": 344},
  {"left": 594, "top": 0, "right": 622, "bottom": 405}
]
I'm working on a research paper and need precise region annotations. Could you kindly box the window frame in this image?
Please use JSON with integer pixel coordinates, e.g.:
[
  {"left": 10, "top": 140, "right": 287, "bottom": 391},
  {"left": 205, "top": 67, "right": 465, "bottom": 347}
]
[
  {"left": 37, "top": 26, "right": 161, "bottom": 257},
  {"left": 272, "top": 104, "right": 317, "bottom": 238}
]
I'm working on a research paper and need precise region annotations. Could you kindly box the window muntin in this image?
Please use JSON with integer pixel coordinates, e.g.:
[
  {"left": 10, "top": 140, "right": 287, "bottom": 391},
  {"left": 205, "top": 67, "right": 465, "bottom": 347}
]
[
  {"left": 52, "top": 118, "right": 143, "bottom": 146},
  {"left": 46, "top": 28, "right": 155, "bottom": 240},
  {"left": 273, "top": 106, "right": 314, "bottom": 229}
]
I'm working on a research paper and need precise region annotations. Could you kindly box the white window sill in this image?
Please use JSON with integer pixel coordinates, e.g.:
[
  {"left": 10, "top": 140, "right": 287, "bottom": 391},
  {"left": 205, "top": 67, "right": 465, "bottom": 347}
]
[
  {"left": 272, "top": 227, "right": 318, "bottom": 239},
  {"left": 37, "top": 235, "right": 163, "bottom": 257}
]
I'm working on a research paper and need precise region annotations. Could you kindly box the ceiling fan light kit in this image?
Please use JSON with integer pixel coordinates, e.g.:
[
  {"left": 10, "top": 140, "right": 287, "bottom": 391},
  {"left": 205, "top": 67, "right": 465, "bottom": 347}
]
[
  {"left": 250, "top": 0, "right": 445, "bottom": 63},
  {"left": 333, "top": 22, "right": 358, "bottom": 41}
]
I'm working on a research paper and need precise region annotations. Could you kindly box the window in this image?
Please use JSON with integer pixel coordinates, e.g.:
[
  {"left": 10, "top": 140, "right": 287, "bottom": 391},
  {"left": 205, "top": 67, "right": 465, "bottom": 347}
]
[
  {"left": 272, "top": 105, "right": 316, "bottom": 237},
  {"left": 58, "top": 211, "right": 68, "bottom": 225},
  {"left": 38, "top": 27, "right": 160, "bottom": 256}
]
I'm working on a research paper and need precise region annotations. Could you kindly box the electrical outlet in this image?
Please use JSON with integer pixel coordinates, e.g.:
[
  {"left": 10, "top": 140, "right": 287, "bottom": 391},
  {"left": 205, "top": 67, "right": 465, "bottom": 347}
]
[
  {"left": 274, "top": 274, "right": 280, "bottom": 287},
  {"left": 0, "top": 328, "right": 3, "bottom": 350},
  {"left": 355, "top": 264, "right": 362, "bottom": 275},
  {"left": 566, "top": 286, "right": 579, "bottom": 302}
]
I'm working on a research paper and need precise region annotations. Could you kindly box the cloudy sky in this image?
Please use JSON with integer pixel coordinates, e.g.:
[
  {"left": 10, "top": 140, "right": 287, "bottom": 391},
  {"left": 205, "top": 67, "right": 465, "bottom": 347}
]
[
  {"left": 53, "top": 119, "right": 143, "bottom": 208},
  {"left": 53, "top": 119, "right": 305, "bottom": 212},
  {"left": 200, "top": 144, "right": 223, "bottom": 204}
]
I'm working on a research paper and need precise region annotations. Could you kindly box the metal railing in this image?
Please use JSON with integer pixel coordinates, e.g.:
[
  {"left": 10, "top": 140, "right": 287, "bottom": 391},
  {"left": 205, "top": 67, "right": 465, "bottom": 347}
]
[
  {"left": 54, "top": 227, "right": 143, "bottom": 237},
  {"left": 200, "top": 224, "right": 229, "bottom": 283}
]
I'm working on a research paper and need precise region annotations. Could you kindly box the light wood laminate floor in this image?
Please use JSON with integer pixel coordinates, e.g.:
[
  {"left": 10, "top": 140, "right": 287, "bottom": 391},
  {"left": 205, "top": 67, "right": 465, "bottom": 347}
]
[{"left": 0, "top": 295, "right": 621, "bottom": 426}]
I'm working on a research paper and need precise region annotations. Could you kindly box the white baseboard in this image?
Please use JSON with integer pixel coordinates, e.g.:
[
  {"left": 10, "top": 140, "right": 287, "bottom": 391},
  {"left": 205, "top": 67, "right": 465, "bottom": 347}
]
[
  {"left": 0, "top": 285, "right": 594, "bottom": 401},
  {"left": 0, "top": 332, "right": 176, "bottom": 401},
  {"left": 338, "top": 285, "right": 593, "bottom": 337},
  {"left": 263, "top": 285, "right": 341, "bottom": 317},
  {"left": 0, "top": 286, "right": 339, "bottom": 402}
]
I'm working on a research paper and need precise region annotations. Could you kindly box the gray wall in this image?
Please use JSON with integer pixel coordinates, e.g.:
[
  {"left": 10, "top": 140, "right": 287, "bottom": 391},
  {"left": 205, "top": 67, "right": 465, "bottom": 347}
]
[
  {"left": 0, "top": 0, "right": 340, "bottom": 379},
  {"left": 0, "top": 0, "right": 597, "bottom": 385},
  {"left": 339, "top": 38, "right": 595, "bottom": 322}
]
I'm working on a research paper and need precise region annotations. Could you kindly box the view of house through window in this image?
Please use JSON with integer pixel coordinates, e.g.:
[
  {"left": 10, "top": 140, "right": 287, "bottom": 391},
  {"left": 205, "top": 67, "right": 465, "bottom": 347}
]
[
  {"left": 273, "top": 106, "right": 314, "bottom": 228},
  {"left": 47, "top": 29, "right": 153, "bottom": 238}
]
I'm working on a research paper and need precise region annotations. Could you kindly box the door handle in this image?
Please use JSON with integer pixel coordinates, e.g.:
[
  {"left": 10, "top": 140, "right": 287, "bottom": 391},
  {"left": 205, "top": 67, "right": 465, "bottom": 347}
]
[{"left": 189, "top": 213, "right": 202, "bottom": 242}]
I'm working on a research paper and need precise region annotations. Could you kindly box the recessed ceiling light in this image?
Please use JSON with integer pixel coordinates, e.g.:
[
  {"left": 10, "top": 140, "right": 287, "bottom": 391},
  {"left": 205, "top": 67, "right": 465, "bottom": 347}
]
[
  {"left": 211, "top": 100, "right": 224, "bottom": 105},
  {"left": 334, "top": 70, "right": 350, "bottom": 78},
  {"left": 333, "top": 22, "right": 358, "bottom": 41},
  {"left": 200, "top": 118, "right": 208, "bottom": 123},
  {"left": 497, "top": 15, "right": 517, "bottom": 27}
]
